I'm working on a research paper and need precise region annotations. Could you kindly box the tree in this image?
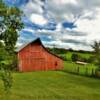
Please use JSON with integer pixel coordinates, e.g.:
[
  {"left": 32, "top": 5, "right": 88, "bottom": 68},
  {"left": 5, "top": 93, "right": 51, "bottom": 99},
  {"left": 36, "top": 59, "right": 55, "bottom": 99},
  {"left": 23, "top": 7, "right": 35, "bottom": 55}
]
[
  {"left": 71, "top": 53, "right": 79, "bottom": 62},
  {"left": 91, "top": 41, "right": 100, "bottom": 70},
  {"left": 0, "top": 0, "right": 23, "bottom": 92}
]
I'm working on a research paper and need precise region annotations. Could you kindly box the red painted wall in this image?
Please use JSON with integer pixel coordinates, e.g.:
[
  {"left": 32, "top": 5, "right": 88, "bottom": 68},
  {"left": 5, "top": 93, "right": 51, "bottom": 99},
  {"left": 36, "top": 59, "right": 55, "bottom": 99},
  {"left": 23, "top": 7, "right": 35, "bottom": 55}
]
[{"left": 18, "top": 42, "right": 63, "bottom": 72}]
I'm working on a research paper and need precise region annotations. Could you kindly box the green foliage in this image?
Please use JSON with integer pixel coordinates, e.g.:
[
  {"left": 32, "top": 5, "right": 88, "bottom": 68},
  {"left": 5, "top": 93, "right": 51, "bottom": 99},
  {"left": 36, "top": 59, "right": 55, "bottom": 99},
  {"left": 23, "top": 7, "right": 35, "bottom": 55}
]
[
  {"left": 71, "top": 53, "right": 94, "bottom": 63},
  {"left": 0, "top": 42, "right": 14, "bottom": 92},
  {"left": 87, "top": 56, "right": 95, "bottom": 63},
  {"left": 0, "top": 67, "right": 13, "bottom": 92},
  {"left": 77, "top": 56, "right": 88, "bottom": 62},
  {"left": 91, "top": 41, "right": 100, "bottom": 70},
  {"left": 71, "top": 53, "right": 78, "bottom": 62},
  {"left": 0, "top": 0, "right": 23, "bottom": 92},
  {"left": 48, "top": 48, "right": 67, "bottom": 54},
  {"left": 59, "top": 55, "right": 67, "bottom": 61},
  {"left": 61, "top": 51, "right": 92, "bottom": 62},
  {"left": 0, "top": 0, "right": 23, "bottom": 53}
]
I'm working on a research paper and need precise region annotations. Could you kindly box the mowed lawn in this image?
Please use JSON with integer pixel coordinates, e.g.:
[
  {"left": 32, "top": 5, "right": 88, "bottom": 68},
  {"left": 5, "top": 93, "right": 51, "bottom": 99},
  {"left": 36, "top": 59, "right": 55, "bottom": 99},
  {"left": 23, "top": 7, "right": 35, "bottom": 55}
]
[{"left": 0, "top": 71, "right": 100, "bottom": 100}]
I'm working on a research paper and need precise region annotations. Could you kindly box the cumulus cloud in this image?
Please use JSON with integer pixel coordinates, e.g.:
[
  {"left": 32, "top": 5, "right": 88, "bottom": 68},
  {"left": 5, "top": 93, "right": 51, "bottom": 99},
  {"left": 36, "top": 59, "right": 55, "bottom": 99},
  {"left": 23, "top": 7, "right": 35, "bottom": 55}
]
[
  {"left": 47, "top": 0, "right": 100, "bottom": 22},
  {"left": 20, "top": 0, "right": 49, "bottom": 25},
  {"left": 21, "top": 0, "right": 44, "bottom": 16},
  {"left": 30, "top": 14, "right": 48, "bottom": 25}
]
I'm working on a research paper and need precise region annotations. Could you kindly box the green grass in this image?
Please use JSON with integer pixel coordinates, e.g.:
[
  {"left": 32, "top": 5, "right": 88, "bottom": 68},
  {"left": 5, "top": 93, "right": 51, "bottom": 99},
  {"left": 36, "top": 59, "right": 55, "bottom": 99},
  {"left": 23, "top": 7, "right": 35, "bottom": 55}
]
[
  {"left": 59, "top": 51, "right": 92, "bottom": 61},
  {"left": 0, "top": 71, "right": 100, "bottom": 100}
]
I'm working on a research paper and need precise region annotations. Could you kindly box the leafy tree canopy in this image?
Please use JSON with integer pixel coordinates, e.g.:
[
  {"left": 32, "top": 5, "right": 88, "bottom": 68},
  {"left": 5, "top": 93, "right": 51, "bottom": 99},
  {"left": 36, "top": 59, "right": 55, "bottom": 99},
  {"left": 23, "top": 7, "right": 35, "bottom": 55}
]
[
  {"left": 0, "top": 0, "right": 24, "bottom": 92},
  {"left": 91, "top": 41, "right": 100, "bottom": 70}
]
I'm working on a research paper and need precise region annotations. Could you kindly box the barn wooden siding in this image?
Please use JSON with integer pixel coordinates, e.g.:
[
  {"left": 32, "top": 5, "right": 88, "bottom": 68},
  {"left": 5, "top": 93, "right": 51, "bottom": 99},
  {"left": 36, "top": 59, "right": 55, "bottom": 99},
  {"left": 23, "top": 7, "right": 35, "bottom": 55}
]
[{"left": 17, "top": 38, "right": 63, "bottom": 72}]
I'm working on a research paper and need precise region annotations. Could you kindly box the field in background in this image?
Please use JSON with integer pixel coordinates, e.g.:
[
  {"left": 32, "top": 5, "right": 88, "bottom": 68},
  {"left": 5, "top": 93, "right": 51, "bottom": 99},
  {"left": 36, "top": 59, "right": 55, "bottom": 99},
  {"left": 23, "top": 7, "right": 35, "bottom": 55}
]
[
  {"left": 66, "top": 51, "right": 92, "bottom": 61},
  {"left": 58, "top": 51, "right": 92, "bottom": 61},
  {"left": 59, "top": 51, "right": 97, "bottom": 76}
]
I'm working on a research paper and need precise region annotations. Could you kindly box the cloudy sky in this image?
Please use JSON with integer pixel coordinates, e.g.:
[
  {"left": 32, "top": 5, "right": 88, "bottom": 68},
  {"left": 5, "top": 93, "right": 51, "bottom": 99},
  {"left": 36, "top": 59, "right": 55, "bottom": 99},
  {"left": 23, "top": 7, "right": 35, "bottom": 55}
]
[{"left": 4, "top": 0, "right": 100, "bottom": 51}]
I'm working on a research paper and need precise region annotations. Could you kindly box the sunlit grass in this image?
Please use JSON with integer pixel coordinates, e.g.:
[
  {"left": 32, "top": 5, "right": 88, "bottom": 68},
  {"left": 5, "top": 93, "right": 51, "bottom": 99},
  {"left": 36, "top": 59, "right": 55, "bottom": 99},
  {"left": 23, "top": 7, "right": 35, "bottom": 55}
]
[{"left": 0, "top": 70, "right": 100, "bottom": 100}]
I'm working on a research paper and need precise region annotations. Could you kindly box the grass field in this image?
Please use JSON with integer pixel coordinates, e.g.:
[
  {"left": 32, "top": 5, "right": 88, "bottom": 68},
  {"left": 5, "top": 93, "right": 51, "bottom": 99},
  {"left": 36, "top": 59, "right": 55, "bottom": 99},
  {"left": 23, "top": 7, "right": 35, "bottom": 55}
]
[
  {"left": 0, "top": 71, "right": 100, "bottom": 100},
  {"left": 67, "top": 51, "right": 92, "bottom": 59},
  {"left": 59, "top": 51, "right": 92, "bottom": 61}
]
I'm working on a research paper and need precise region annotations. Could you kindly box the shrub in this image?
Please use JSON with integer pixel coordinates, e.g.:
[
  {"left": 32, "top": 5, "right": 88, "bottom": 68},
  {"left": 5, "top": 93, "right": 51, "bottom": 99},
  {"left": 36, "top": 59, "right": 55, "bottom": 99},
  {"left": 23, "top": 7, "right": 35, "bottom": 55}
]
[
  {"left": 71, "top": 53, "right": 89, "bottom": 62},
  {"left": 71, "top": 53, "right": 79, "bottom": 62},
  {"left": 59, "top": 55, "right": 67, "bottom": 61},
  {"left": 78, "top": 56, "right": 87, "bottom": 62},
  {"left": 87, "top": 56, "right": 95, "bottom": 63}
]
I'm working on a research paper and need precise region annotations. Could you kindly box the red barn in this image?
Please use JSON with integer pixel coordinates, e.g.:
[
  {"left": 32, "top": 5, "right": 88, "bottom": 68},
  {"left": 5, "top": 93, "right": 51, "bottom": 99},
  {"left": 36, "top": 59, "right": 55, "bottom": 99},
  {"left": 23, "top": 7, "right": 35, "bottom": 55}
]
[{"left": 17, "top": 38, "right": 63, "bottom": 72}]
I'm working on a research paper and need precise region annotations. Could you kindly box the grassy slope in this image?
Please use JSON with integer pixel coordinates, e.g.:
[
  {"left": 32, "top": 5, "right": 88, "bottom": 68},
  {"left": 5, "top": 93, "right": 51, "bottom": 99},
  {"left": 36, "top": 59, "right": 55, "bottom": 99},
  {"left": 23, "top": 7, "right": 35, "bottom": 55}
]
[
  {"left": 0, "top": 71, "right": 100, "bottom": 100},
  {"left": 60, "top": 51, "right": 92, "bottom": 61}
]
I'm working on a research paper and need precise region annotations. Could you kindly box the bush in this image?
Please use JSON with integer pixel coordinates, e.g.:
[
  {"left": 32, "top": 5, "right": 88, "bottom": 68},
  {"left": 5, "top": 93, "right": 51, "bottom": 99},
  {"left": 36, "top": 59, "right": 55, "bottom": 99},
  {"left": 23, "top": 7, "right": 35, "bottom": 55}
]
[
  {"left": 59, "top": 55, "right": 67, "bottom": 61},
  {"left": 87, "top": 56, "right": 95, "bottom": 63},
  {"left": 78, "top": 56, "right": 87, "bottom": 62},
  {"left": 71, "top": 53, "right": 79, "bottom": 62},
  {"left": 71, "top": 53, "right": 89, "bottom": 62}
]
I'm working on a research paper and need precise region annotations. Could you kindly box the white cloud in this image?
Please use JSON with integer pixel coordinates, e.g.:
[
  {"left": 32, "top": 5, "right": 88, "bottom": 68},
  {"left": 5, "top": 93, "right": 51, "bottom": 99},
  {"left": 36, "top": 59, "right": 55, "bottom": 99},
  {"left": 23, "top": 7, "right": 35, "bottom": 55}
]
[
  {"left": 22, "top": 28, "right": 35, "bottom": 33},
  {"left": 16, "top": 42, "right": 22, "bottom": 47},
  {"left": 21, "top": 0, "right": 44, "bottom": 16},
  {"left": 47, "top": 0, "right": 100, "bottom": 22},
  {"left": 30, "top": 14, "right": 48, "bottom": 25},
  {"left": 21, "top": 0, "right": 49, "bottom": 25},
  {"left": 48, "top": 0, "right": 77, "bottom": 5},
  {"left": 74, "top": 11, "right": 100, "bottom": 43}
]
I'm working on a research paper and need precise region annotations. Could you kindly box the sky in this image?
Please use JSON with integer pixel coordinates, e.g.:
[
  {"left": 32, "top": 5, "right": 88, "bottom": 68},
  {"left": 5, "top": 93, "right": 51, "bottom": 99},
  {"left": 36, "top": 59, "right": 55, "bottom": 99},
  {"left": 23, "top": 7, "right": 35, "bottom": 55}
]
[{"left": 4, "top": 0, "right": 100, "bottom": 51}]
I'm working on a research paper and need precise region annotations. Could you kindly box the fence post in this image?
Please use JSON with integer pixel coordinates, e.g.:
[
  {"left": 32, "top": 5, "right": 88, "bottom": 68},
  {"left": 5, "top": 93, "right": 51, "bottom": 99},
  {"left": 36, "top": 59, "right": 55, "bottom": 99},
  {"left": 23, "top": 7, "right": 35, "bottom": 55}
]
[
  {"left": 77, "top": 67, "right": 79, "bottom": 74},
  {"left": 91, "top": 68, "right": 94, "bottom": 76},
  {"left": 85, "top": 68, "right": 88, "bottom": 76}
]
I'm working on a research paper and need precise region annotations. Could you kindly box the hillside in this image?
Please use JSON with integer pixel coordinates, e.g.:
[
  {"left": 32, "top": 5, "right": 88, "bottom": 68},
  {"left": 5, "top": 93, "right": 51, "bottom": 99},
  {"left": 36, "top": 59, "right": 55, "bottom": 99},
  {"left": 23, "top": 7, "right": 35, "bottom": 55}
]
[{"left": 47, "top": 48, "right": 93, "bottom": 61}]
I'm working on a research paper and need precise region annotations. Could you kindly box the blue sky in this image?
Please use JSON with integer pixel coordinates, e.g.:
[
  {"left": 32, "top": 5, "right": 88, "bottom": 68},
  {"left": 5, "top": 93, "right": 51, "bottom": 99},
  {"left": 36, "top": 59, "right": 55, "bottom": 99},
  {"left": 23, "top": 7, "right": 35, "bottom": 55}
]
[{"left": 4, "top": 0, "right": 100, "bottom": 51}]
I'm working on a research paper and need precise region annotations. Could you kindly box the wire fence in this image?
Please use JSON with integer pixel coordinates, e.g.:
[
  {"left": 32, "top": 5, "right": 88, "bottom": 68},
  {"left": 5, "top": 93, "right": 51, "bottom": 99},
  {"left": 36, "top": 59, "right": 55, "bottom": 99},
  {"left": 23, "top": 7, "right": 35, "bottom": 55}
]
[{"left": 62, "top": 65, "right": 100, "bottom": 78}]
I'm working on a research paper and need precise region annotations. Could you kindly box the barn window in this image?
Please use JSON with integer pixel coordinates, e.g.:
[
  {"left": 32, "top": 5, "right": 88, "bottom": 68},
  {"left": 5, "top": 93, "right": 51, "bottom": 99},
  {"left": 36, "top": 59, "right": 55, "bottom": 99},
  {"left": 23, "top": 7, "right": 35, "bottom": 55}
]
[{"left": 55, "top": 61, "right": 58, "bottom": 66}]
